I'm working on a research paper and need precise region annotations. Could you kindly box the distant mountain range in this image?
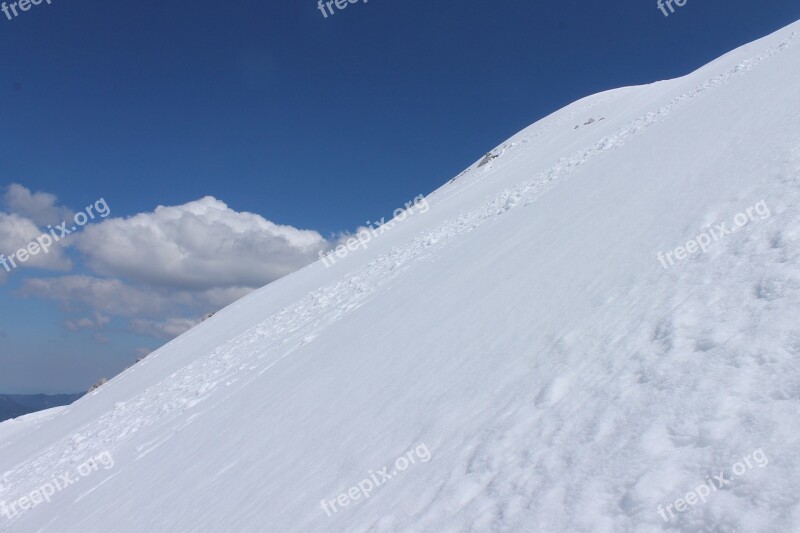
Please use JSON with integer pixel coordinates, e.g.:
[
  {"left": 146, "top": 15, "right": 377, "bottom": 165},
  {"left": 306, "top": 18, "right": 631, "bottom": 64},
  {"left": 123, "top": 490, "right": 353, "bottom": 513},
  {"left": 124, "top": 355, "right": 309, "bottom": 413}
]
[{"left": 0, "top": 393, "right": 84, "bottom": 423}]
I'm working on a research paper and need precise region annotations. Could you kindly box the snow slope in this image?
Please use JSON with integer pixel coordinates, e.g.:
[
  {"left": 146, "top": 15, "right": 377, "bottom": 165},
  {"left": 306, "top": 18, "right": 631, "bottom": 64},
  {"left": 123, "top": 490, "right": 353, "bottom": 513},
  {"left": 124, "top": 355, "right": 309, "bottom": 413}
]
[{"left": 2, "top": 20, "right": 800, "bottom": 533}]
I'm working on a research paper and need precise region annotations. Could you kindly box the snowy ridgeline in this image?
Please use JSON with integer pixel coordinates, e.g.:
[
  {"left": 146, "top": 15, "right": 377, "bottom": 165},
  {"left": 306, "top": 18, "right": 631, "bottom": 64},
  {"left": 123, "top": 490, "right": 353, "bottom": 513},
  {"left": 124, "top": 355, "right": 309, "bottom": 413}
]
[{"left": 1, "top": 19, "right": 800, "bottom": 533}]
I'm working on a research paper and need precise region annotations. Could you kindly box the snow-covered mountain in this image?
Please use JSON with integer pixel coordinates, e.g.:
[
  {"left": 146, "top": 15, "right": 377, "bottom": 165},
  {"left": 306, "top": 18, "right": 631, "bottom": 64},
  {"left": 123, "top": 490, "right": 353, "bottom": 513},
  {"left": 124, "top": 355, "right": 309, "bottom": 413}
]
[{"left": 2, "top": 20, "right": 800, "bottom": 533}]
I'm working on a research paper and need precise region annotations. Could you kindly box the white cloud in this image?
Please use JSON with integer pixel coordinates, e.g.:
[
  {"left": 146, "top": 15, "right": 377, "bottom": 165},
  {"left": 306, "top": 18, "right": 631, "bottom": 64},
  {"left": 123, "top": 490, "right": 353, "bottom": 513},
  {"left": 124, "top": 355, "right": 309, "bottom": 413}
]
[
  {"left": 19, "top": 275, "right": 169, "bottom": 316},
  {"left": 12, "top": 192, "right": 336, "bottom": 342},
  {"left": 198, "top": 286, "right": 256, "bottom": 309},
  {"left": 3, "top": 183, "right": 73, "bottom": 226},
  {"left": 130, "top": 317, "right": 201, "bottom": 339},
  {"left": 75, "top": 196, "right": 328, "bottom": 291},
  {"left": 19, "top": 274, "right": 259, "bottom": 318},
  {"left": 135, "top": 347, "right": 152, "bottom": 359},
  {"left": 64, "top": 312, "right": 111, "bottom": 331},
  {"left": 19, "top": 274, "right": 257, "bottom": 338},
  {"left": 0, "top": 212, "right": 72, "bottom": 281}
]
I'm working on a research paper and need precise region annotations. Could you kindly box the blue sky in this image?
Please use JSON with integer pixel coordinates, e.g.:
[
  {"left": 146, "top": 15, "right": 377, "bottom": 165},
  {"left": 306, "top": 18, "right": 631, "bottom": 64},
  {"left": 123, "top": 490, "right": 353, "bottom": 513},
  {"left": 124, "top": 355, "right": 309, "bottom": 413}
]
[{"left": 1, "top": 0, "right": 798, "bottom": 393}]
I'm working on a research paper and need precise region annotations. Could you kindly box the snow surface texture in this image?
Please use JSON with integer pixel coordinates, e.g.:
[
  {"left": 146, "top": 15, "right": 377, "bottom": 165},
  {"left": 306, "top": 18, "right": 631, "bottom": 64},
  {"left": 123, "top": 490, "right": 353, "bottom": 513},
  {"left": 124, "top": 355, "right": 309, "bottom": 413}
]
[{"left": 2, "top": 21, "right": 800, "bottom": 533}]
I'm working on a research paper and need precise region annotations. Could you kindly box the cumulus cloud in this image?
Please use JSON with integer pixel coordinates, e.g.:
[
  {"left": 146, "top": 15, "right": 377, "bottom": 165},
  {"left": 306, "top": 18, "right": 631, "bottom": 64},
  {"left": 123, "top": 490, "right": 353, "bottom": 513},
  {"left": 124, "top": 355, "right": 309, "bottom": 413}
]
[
  {"left": 19, "top": 275, "right": 170, "bottom": 316},
  {"left": 194, "top": 286, "right": 256, "bottom": 310},
  {"left": 0, "top": 212, "right": 72, "bottom": 280},
  {"left": 19, "top": 275, "right": 258, "bottom": 327},
  {"left": 3, "top": 183, "right": 73, "bottom": 226},
  {"left": 12, "top": 191, "right": 335, "bottom": 342},
  {"left": 129, "top": 317, "right": 201, "bottom": 339},
  {"left": 75, "top": 196, "right": 328, "bottom": 291},
  {"left": 135, "top": 347, "right": 152, "bottom": 359},
  {"left": 64, "top": 312, "right": 111, "bottom": 331}
]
